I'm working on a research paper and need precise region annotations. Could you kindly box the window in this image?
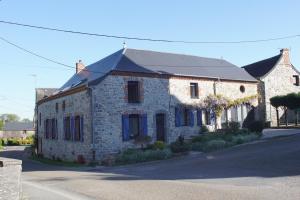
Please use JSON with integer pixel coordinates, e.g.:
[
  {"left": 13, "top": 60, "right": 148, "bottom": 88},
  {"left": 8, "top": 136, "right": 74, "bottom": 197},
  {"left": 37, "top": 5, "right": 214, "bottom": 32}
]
[
  {"left": 175, "top": 107, "right": 194, "bottom": 127},
  {"left": 230, "top": 106, "right": 238, "bottom": 122},
  {"left": 51, "top": 118, "right": 57, "bottom": 139},
  {"left": 204, "top": 110, "right": 211, "bottom": 125},
  {"left": 64, "top": 116, "right": 71, "bottom": 140},
  {"left": 129, "top": 114, "right": 140, "bottom": 139},
  {"left": 240, "top": 85, "right": 245, "bottom": 93},
  {"left": 190, "top": 83, "right": 199, "bottom": 98},
  {"left": 39, "top": 113, "right": 41, "bottom": 126},
  {"left": 55, "top": 103, "right": 59, "bottom": 113},
  {"left": 62, "top": 101, "right": 66, "bottom": 111},
  {"left": 122, "top": 114, "right": 148, "bottom": 141},
  {"left": 128, "top": 81, "right": 140, "bottom": 103},
  {"left": 45, "top": 119, "right": 50, "bottom": 139},
  {"left": 74, "top": 115, "right": 83, "bottom": 141},
  {"left": 293, "top": 75, "right": 299, "bottom": 86}
]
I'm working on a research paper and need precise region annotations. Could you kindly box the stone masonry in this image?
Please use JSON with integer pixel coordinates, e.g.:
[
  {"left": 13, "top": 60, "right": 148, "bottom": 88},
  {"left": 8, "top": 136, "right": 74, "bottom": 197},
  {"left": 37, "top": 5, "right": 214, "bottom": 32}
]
[
  {"left": 37, "top": 90, "right": 92, "bottom": 162},
  {"left": 260, "top": 49, "right": 300, "bottom": 126},
  {"left": 0, "top": 157, "right": 22, "bottom": 200}
]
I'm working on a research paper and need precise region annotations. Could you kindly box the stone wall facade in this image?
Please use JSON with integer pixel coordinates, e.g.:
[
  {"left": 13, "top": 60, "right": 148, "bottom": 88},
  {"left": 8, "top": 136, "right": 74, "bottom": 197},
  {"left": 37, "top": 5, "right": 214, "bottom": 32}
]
[
  {"left": 91, "top": 74, "right": 258, "bottom": 160},
  {"left": 0, "top": 157, "right": 22, "bottom": 200},
  {"left": 37, "top": 90, "right": 92, "bottom": 162},
  {"left": 37, "top": 73, "right": 258, "bottom": 162},
  {"left": 260, "top": 50, "right": 300, "bottom": 126}
]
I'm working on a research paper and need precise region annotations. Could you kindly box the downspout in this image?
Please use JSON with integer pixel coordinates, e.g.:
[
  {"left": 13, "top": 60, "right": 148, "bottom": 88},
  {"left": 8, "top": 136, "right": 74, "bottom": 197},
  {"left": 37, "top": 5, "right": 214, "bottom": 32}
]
[{"left": 88, "top": 86, "right": 96, "bottom": 160}]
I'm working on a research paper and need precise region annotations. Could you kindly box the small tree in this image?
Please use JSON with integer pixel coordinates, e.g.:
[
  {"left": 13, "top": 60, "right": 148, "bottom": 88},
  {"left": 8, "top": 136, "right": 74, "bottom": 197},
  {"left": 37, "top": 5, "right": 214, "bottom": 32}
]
[{"left": 270, "top": 96, "right": 283, "bottom": 127}]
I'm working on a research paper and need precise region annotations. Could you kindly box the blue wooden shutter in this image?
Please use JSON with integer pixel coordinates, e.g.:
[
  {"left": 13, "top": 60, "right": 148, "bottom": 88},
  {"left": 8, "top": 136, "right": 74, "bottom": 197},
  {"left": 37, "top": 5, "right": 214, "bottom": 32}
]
[
  {"left": 55, "top": 119, "right": 58, "bottom": 139},
  {"left": 189, "top": 110, "right": 194, "bottom": 127},
  {"left": 80, "top": 116, "right": 84, "bottom": 142},
  {"left": 63, "top": 117, "right": 66, "bottom": 140},
  {"left": 70, "top": 116, "right": 75, "bottom": 141},
  {"left": 197, "top": 109, "right": 202, "bottom": 127},
  {"left": 44, "top": 120, "right": 47, "bottom": 138},
  {"left": 175, "top": 107, "right": 181, "bottom": 127},
  {"left": 122, "top": 114, "right": 130, "bottom": 141},
  {"left": 141, "top": 114, "right": 148, "bottom": 136}
]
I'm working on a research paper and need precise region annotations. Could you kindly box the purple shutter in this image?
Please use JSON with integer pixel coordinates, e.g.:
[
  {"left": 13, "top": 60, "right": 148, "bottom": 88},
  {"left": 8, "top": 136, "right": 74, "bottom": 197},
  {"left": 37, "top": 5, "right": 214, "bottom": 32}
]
[
  {"left": 55, "top": 119, "right": 58, "bottom": 139},
  {"left": 122, "top": 114, "right": 130, "bottom": 141},
  {"left": 70, "top": 116, "right": 75, "bottom": 141},
  {"left": 197, "top": 109, "right": 203, "bottom": 127},
  {"left": 189, "top": 110, "right": 194, "bottom": 127},
  {"left": 44, "top": 120, "right": 47, "bottom": 138},
  {"left": 175, "top": 107, "right": 181, "bottom": 127},
  {"left": 80, "top": 116, "right": 84, "bottom": 142},
  {"left": 63, "top": 117, "right": 66, "bottom": 140},
  {"left": 141, "top": 114, "right": 148, "bottom": 136}
]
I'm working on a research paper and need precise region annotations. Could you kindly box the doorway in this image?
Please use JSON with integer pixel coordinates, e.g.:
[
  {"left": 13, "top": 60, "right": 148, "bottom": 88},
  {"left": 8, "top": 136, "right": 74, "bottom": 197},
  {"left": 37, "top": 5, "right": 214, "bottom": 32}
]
[{"left": 156, "top": 113, "right": 166, "bottom": 142}]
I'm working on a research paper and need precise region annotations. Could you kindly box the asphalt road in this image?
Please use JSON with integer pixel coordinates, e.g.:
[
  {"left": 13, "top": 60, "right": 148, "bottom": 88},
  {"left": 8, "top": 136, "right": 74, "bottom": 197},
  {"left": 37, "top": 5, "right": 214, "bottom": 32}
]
[{"left": 1, "top": 134, "right": 300, "bottom": 200}]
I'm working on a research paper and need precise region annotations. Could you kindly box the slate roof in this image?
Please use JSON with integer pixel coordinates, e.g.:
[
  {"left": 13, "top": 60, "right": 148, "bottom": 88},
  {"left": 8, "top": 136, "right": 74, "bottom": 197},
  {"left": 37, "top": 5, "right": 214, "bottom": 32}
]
[
  {"left": 3, "top": 122, "right": 34, "bottom": 131},
  {"left": 60, "top": 48, "right": 257, "bottom": 91},
  {"left": 36, "top": 88, "right": 59, "bottom": 102},
  {"left": 242, "top": 54, "right": 282, "bottom": 78}
]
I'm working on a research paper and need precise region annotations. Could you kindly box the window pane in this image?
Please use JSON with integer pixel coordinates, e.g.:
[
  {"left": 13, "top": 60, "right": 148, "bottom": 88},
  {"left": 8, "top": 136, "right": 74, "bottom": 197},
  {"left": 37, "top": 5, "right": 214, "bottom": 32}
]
[
  {"left": 128, "top": 81, "right": 140, "bottom": 103},
  {"left": 129, "top": 114, "right": 140, "bottom": 138}
]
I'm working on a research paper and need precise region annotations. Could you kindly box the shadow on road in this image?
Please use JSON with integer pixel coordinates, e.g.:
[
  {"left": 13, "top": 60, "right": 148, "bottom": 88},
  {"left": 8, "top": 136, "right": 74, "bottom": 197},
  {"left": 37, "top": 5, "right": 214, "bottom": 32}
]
[{"left": 1, "top": 135, "right": 300, "bottom": 181}]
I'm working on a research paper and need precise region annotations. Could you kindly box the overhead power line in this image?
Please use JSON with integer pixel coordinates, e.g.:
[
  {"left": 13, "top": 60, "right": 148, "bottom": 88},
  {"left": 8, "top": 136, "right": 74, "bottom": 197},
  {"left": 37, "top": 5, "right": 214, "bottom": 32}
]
[
  {"left": 0, "top": 36, "right": 106, "bottom": 74},
  {"left": 0, "top": 20, "right": 299, "bottom": 44}
]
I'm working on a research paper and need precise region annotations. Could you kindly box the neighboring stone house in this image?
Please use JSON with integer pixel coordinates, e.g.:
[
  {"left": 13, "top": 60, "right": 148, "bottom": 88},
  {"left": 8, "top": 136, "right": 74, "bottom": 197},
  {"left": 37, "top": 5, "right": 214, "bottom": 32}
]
[
  {"left": 243, "top": 49, "right": 300, "bottom": 126},
  {"left": 36, "top": 48, "right": 258, "bottom": 162},
  {"left": 0, "top": 122, "right": 34, "bottom": 139}
]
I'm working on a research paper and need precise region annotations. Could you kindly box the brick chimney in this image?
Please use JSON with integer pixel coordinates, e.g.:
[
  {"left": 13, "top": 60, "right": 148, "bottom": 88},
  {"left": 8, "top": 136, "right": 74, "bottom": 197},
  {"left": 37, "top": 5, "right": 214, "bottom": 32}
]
[
  {"left": 280, "top": 48, "right": 291, "bottom": 65},
  {"left": 76, "top": 60, "right": 85, "bottom": 73}
]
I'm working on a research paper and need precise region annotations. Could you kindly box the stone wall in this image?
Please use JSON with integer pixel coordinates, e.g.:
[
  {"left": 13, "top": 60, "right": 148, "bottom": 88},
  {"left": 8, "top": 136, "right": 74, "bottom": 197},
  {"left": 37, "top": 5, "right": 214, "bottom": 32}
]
[
  {"left": 37, "top": 90, "right": 92, "bottom": 162},
  {"left": 0, "top": 157, "right": 22, "bottom": 200},
  {"left": 92, "top": 74, "right": 258, "bottom": 160},
  {"left": 261, "top": 52, "right": 300, "bottom": 126}
]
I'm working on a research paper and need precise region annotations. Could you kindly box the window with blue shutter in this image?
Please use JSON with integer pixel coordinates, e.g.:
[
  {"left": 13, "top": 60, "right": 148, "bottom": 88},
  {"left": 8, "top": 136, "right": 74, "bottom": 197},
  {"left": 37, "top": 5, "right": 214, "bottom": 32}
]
[
  {"left": 80, "top": 116, "right": 84, "bottom": 142},
  {"left": 70, "top": 116, "right": 75, "bottom": 141},
  {"left": 189, "top": 110, "right": 194, "bottom": 127},
  {"left": 175, "top": 107, "right": 181, "bottom": 127},
  {"left": 197, "top": 109, "right": 202, "bottom": 127},
  {"left": 141, "top": 114, "right": 148, "bottom": 136},
  {"left": 122, "top": 114, "right": 130, "bottom": 141}
]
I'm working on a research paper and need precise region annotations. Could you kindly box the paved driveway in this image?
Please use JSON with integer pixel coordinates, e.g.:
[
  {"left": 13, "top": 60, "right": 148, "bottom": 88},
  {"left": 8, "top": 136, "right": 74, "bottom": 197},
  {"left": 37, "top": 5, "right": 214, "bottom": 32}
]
[{"left": 1, "top": 133, "right": 300, "bottom": 200}]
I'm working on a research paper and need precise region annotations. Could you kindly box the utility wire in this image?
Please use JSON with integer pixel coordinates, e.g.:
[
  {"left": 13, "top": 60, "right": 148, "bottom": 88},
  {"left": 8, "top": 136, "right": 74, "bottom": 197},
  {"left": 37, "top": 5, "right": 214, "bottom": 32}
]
[
  {"left": 0, "top": 36, "right": 106, "bottom": 74},
  {"left": 0, "top": 20, "right": 300, "bottom": 44}
]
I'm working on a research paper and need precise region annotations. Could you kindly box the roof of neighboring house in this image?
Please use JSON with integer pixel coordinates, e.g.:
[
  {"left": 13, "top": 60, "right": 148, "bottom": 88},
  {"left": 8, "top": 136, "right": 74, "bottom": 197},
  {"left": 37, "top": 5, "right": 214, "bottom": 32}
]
[
  {"left": 59, "top": 48, "right": 257, "bottom": 91},
  {"left": 242, "top": 54, "right": 282, "bottom": 78},
  {"left": 36, "top": 88, "right": 59, "bottom": 102},
  {"left": 3, "top": 122, "right": 34, "bottom": 131}
]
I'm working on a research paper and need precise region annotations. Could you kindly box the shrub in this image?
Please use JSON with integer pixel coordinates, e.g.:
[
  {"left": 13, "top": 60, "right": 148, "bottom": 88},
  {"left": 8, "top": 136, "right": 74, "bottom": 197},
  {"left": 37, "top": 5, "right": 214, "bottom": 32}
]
[
  {"left": 222, "top": 122, "right": 240, "bottom": 134},
  {"left": 231, "top": 133, "right": 259, "bottom": 145},
  {"left": 246, "top": 121, "right": 264, "bottom": 133},
  {"left": 202, "top": 139, "right": 226, "bottom": 152},
  {"left": 153, "top": 141, "right": 166, "bottom": 150},
  {"left": 170, "top": 136, "right": 190, "bottom": 153},
  {"left": 115, "top": 149, "right": 172, "bottom": 165},
  {"left": 191, "top": 142, "right": 204, "bottom": 151},
  {"left": 200, "top": 125, "right": 209, "bottom": 133}
]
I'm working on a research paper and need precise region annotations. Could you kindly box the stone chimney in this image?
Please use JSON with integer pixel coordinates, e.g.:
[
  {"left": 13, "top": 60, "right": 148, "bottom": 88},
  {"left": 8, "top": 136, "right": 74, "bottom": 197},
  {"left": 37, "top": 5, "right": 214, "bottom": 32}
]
[
  {"left": 76, "top": 60, "right": 85, "bottom": 73},
  {"left": 280, "top": 48, "right": 291, "bottom": 65}
]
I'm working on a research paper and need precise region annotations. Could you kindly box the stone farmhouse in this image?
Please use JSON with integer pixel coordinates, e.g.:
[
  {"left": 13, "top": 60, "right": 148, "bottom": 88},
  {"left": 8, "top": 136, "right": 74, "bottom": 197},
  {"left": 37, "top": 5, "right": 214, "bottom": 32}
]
[
  {"left": 36, "top": 48, "right": 260, "bottom": 162},
  {"left": 243, "top": 48, "right": 300, "bottom": 126}
]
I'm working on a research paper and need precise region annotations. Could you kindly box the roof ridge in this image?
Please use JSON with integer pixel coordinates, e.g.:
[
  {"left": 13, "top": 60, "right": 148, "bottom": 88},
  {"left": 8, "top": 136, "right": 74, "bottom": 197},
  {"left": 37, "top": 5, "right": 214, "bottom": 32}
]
[{"left": 125, "top": 48, "right": 228, "bottom": 63}]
